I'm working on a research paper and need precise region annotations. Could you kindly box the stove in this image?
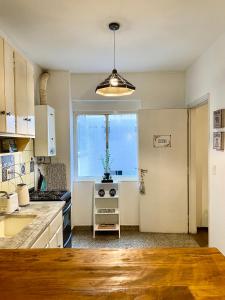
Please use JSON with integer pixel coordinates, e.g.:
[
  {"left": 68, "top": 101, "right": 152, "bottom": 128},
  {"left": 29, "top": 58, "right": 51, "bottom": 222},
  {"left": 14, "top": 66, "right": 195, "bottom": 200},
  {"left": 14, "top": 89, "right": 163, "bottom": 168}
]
[
  {"left": 29, "top": 190, "right": 71, "bottom": 202},
  {"left": 29, "top": 190, "right": 72, "bottom": 248}
]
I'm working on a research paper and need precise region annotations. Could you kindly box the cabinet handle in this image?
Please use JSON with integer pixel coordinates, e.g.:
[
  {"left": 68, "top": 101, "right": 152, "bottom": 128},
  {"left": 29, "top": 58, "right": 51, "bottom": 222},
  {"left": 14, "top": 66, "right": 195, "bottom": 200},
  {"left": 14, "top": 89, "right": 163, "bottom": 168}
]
[
  {"left": 27, "top": 118, "right": 31, "bottom": 122},
  {"left": 6, "top": 112, "right": 11, "bottom": 116},
  {"left": 57, "top": 245, "right": 61, "bottom": 248},
  {"left": 0, "top": 111, "right": 6, "bottom": 115},
  {"left": 23, "top": 117, "right": 28, "bottom": 121}
]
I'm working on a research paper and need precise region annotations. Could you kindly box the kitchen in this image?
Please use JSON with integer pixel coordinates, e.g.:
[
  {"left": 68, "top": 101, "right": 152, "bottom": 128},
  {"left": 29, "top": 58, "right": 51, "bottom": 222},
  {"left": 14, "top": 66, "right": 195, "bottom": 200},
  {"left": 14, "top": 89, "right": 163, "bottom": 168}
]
[{"left": 1, "top": 1, "right": 225, "bottom": 299}]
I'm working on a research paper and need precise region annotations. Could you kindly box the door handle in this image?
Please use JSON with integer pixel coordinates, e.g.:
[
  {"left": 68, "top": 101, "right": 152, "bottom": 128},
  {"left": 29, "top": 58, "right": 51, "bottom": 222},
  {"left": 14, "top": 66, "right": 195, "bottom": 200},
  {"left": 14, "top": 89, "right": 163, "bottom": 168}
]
[
  {"left": 6, "top": 112, "right": 11, "bottom": 116},
  {"left": 139, "top": 169, "right": 148, "bottom": 195}
]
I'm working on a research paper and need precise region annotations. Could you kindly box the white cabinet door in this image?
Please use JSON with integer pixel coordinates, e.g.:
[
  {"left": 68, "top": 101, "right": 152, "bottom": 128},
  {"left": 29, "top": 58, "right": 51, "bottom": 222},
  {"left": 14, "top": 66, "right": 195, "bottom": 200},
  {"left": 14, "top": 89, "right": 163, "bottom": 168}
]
[
  {"left": 4, "top": 41, "right": 15, "bottom": 133},
  {"left": 56, "top": 225, "right": 63, "bottom": 248},
  {"left": 26, "top": 61, "right": 35, "bottom": 136},
  {"left": 14, "top": 51, "right": 35, "bottom": 136},
  {"left": 14, "top": 51, "right": 28, "bottom": 134},
  {"left": 0, "top": 37, "right": 5, "bottom": 132},
  {"left": 30, "top": 210, "right": 63, "bottom": 249},
  {"left": 49, "top": 225, "right": 63, "bottom": 248},
  {"left": 0, "top": 39, "right": 15, "bottom": 133},
  {"left": 49, "top": 233, "right": 58, "bottom": 248},
  {"left": 31, "top": 227, "right": 49, "bottom": 248}
]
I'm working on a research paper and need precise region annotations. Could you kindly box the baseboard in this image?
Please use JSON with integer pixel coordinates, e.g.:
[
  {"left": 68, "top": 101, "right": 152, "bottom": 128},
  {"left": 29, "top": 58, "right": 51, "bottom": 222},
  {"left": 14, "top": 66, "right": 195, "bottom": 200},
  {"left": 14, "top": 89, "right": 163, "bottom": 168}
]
[
  {"left": 72, "top": 225, "right": 139, "bottom": 233},
  {"left": 121, "top": 225, "right": 139, "bottom": 231},
  {"left": 73, "top": 226, "right": 92, "bottom": 233}
]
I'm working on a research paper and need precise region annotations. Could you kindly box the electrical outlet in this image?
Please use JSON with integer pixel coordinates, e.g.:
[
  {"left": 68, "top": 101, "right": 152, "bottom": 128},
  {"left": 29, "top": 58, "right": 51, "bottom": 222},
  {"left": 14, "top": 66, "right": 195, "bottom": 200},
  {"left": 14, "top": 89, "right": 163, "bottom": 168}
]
[
  {"left": 6, "top": 167, "right": 15, "bottom": 180},
  {"left": 20, "top": 163, "right": 26, "bottom": 175}
]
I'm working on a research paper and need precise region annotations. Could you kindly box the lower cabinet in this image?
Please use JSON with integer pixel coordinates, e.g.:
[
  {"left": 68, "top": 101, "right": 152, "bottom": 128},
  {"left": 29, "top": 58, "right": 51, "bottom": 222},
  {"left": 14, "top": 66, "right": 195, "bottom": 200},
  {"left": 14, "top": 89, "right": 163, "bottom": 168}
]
[
  {"left": 31, "top": 211, "right": 63, "bottom": 249},
  {"left": 48, "top": 225, "right": 63, "bottom": 248}
]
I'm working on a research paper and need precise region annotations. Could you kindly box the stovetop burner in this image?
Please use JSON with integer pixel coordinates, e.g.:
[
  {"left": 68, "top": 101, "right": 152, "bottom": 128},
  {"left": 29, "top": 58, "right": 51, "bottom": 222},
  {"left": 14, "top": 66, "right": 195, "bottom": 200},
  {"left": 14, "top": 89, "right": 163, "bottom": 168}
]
[{"left": 29, "top": 190, "right": 71, "bottom": 202}]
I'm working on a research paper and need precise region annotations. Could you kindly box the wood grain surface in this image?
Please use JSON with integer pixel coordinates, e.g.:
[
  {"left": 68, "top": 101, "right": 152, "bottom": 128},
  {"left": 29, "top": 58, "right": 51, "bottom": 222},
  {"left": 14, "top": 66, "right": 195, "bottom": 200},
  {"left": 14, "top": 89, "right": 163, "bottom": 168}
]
[{"left": 0, "top": 247, "right": 225, "bottom": 299}]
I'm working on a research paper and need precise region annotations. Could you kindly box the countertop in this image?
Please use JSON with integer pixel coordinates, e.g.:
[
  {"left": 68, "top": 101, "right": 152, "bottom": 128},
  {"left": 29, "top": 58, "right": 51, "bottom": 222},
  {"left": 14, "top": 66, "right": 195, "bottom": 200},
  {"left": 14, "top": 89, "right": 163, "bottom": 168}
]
[
  {"left": 0, "top": 247, "right": 225, "bottom": 299},
  {"left": 0, "top": 202, "right": 64, "bottom": 249}
]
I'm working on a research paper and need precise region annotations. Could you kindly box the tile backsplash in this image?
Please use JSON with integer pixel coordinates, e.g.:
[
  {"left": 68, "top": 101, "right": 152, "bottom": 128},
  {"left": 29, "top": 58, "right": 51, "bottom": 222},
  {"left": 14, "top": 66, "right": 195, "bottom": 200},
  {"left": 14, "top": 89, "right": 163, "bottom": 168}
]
[{"left": 0, "top": 139, "right": 35, "bottom": 194}]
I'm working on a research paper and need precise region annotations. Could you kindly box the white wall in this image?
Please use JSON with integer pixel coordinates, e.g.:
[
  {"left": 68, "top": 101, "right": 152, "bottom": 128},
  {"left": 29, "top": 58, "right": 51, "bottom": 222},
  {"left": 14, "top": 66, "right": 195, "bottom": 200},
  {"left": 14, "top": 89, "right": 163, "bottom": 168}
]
[
  {"left": 71, "top": 72, "right": 185, "bottom": 109},
  {"left": 186, "top": 32, "right": 225, "bottom": 254},
  {"left": 47, "top": 70, "right": 74, "bottom": 190},
  {"left": 33, "top": 64, "right": 43, "bottom": 105},
  {"left": 71, "top": 71, "right": 186, "bottom": 227},
  {"left": 195, "top": 104, "right": 208, "bottom": 227},
  {"left": 72, "top": 181, "right": 139, "bottom": 226},
  {"left": 189, "top": 104, "right": 208, "bottom": 230}
]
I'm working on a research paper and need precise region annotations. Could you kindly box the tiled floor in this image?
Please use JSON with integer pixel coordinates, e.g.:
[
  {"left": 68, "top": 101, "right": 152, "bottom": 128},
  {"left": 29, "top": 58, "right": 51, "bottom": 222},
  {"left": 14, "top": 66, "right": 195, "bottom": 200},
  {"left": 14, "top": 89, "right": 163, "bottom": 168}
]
[{"left": 72, "top": 228, "right": 208, "bottom": 249}]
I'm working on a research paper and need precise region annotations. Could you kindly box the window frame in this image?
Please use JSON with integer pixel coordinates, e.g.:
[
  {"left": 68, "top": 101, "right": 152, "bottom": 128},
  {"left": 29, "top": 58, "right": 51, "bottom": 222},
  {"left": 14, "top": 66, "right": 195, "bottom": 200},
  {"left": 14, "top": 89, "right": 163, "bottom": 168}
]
[{"left": 74, "top": 111, "right": 139, "bottom": 182}]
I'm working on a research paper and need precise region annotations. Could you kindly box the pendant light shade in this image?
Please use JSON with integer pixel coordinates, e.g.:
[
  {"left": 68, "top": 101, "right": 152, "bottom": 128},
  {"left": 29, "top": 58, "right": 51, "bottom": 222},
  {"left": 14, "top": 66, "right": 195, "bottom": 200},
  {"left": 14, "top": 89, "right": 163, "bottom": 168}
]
[
  {"left": 95, "top": 23, "right": 136, "bottom": 97},
  {"left": 95, "top": 69, "right": 135, "bottom": 97}
]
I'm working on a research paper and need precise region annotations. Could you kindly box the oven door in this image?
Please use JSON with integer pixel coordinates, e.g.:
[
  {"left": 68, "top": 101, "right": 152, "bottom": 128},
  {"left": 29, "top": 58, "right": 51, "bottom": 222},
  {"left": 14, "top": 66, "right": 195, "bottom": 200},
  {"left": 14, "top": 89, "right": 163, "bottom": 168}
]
[{"left": 63, "top": 202, "right": 72, "bottom": 248}]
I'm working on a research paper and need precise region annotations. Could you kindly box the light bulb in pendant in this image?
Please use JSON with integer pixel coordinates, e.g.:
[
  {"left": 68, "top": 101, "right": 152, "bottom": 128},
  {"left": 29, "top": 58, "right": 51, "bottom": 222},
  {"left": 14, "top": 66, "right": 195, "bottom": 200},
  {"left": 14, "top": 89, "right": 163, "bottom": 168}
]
[{"left": 110, "top": 77, "right": 119, "bottom": 86}]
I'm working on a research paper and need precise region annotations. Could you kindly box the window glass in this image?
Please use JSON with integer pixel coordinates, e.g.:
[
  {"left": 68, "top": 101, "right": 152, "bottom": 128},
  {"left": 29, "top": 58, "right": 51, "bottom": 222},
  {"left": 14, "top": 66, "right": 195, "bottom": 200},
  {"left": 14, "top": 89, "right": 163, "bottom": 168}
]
[
  {"left": 77, "top": 114, "right": 138, "bottom": 178},
  {"left": 77, "top": 115, "right": 105, "bottom": 177},
  {"left": 109, "top": 114, "right": 138, "bottom": 177}
]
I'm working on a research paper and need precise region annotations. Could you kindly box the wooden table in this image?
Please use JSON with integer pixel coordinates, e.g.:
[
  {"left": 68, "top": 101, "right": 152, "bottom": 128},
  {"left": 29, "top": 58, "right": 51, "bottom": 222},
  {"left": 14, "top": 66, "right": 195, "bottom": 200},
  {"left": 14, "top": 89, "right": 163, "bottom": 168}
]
[{"left": 0, "top": 248, "right": 225, "bottom": 299}]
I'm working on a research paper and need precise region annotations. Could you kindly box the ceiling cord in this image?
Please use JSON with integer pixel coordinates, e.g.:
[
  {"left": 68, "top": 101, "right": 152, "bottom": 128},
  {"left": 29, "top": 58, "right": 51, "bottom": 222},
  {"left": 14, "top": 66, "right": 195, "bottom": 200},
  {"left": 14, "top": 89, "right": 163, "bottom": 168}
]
[{"left": 113, "top": 30, "right": 116, "bottom": 69}]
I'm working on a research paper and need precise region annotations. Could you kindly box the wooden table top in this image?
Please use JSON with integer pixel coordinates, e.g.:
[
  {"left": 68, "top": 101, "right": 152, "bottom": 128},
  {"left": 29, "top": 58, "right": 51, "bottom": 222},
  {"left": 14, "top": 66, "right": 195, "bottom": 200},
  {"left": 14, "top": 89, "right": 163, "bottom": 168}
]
[{"left": 0, "top": 247, "right": 225, "bottom": 299}]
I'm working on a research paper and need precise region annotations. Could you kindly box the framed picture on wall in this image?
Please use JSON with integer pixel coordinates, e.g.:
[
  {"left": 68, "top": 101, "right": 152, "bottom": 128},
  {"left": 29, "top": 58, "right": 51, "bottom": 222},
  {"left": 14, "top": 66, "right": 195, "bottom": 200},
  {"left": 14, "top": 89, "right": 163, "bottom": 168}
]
[
  {"left": 213, "top": 109, "right": 225, "bottom": 129},
  {"left": 153, "top": 135, "right": 171, "bottom": 148},
  {"left": 213, "top": 132, "right": 224, "bottom": 151}
]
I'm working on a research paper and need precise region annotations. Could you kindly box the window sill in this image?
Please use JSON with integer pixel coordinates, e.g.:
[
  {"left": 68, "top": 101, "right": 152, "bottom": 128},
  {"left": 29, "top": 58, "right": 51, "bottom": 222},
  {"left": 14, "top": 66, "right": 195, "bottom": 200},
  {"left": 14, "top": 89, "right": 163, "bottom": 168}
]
[{"left": 75, "top": 176, "right": 138, "bottom": 182}]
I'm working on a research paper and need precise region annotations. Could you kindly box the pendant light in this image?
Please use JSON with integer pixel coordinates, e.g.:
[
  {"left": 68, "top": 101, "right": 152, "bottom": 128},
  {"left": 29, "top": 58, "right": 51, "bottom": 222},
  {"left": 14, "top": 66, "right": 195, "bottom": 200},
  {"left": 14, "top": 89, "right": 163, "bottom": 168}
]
[{"left": 95, "top": 22, "right": 136, "bottom": 97}]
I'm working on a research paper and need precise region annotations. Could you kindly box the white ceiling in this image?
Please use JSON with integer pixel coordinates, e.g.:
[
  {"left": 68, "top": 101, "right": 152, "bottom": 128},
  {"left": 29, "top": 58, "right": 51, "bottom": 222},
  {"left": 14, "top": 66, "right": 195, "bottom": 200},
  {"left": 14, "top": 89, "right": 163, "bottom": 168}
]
[{"left": 0, "top": 0, "right": 225, "bottom": 73}]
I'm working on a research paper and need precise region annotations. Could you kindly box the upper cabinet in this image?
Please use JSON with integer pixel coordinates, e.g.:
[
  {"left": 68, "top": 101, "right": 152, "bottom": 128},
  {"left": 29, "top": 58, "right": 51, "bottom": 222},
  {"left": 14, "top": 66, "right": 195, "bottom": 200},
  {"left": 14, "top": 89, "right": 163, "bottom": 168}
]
[
  {"left": 26, "top": 62, "right": 35, "bottom": 136},
  {"left": 0, "top": 38, "right": 15, "bottom": 133},
  {"left": 0, "top": 36, "right": 35, "bottom": 137},
  {"left": 14, "top": 51, "right": 35, "bottom": 136}
]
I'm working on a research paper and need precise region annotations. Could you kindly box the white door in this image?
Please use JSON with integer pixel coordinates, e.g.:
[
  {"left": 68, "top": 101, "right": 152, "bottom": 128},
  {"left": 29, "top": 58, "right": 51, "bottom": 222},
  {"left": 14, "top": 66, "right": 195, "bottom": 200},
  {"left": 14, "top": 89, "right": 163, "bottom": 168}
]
[{"left": 139, "top": 109, "right": 188, "bottom": 233}]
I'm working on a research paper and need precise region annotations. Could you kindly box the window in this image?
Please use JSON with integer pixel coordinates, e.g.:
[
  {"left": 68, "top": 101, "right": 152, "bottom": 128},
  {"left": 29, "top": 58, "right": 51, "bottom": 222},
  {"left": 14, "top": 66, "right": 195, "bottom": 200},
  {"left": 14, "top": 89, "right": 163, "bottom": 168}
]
[{"left": 77, "top": 114, "right": 138, "bottom": 179}]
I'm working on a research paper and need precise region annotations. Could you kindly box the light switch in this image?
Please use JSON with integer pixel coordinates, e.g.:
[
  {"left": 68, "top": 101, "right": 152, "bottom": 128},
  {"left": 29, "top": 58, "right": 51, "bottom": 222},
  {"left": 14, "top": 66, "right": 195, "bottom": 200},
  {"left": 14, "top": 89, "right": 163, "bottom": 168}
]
[{"left": 212, "top": 165, "right": 216, "bottom": 175}]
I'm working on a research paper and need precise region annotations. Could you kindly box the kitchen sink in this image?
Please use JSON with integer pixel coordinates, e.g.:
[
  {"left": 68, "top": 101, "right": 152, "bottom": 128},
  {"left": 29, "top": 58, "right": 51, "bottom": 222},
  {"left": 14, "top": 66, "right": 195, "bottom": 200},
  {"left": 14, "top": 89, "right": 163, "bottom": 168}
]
[{"left": 0, "top": 215, "right": 37, "bottom": 238}]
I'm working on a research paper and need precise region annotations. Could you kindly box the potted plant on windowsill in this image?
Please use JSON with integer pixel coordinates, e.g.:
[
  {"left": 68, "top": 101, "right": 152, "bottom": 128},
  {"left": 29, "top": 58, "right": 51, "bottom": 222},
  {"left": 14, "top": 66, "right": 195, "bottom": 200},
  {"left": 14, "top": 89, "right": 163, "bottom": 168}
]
[{"left": 101, "top": 148, "right": 113, "bottom": 183}]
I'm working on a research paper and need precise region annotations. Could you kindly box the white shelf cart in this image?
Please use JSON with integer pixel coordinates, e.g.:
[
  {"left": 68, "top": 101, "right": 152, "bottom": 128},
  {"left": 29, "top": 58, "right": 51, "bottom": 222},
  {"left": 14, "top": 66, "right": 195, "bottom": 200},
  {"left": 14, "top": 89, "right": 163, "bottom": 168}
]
[{"left": 93, "top": 182, "right": 120, "bottom": 238}]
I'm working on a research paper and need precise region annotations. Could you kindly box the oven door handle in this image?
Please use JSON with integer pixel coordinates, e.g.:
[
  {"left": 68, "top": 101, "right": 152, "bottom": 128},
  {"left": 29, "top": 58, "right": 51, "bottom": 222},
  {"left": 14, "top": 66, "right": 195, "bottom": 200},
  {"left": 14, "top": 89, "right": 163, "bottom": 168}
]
[{"left": 63, "top": 202, "right": 72, "bottom": 215}]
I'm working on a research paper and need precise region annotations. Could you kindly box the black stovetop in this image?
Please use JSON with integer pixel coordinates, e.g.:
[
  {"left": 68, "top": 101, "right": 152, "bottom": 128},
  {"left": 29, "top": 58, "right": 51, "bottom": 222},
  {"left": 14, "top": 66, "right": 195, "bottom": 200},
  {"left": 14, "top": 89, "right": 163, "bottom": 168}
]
[{"left": 29, "top": 190, "right": 71, "bottom": 202}]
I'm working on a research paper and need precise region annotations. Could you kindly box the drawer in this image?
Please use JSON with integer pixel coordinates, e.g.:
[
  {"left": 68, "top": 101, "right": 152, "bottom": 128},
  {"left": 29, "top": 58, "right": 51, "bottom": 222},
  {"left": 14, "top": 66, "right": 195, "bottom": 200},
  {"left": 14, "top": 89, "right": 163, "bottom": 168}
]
[
  {"left": 56, "top": 225, "right": 63, "bottom": 248},
  {"left": 49, "top": 233, "right": 58, "bottom": 248},
  {"left": 48, "top": 225, "right": 63, "bottom": 248},
  {"left": 49, "top": 211, "right": 63, "bottom": 239},
  {"left": 31, "top": 227, "right": 49, "bottom": 248}
]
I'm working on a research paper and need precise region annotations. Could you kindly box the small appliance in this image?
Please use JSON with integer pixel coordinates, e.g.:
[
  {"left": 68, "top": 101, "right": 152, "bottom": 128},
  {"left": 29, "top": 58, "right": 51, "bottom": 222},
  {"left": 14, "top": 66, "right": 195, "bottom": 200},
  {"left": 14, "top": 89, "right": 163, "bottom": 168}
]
[
  {"left": 0, "top": 192, "right": 19, "bottom": 214},
  {"left": 16, "top": 184, "right": 30, "bottom": 206}
]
